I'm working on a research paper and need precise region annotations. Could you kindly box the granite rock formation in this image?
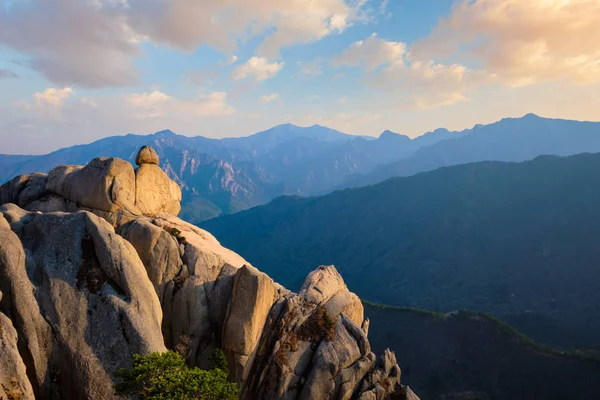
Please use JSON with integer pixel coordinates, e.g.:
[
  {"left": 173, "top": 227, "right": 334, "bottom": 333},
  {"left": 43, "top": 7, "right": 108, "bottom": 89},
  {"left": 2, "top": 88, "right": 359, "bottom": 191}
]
[{"left": 0, "top": 147, "right": 418, "bottom": 400}]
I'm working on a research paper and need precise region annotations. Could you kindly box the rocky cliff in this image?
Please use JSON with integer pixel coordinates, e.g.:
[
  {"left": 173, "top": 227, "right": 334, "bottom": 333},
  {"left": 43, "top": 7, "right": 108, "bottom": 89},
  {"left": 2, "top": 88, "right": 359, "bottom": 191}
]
[{"left": 0, "top": 146, "right": 418, "bottom": 400}]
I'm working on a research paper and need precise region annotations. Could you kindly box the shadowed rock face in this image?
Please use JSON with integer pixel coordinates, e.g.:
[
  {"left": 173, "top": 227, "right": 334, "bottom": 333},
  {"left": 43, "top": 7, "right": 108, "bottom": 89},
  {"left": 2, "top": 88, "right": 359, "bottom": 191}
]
[
  {"left": 0, "top": 146, "right": 418, "bottom": 400},
  {"left": 0, "top": 291, "right": 35, "bottom": 400}
]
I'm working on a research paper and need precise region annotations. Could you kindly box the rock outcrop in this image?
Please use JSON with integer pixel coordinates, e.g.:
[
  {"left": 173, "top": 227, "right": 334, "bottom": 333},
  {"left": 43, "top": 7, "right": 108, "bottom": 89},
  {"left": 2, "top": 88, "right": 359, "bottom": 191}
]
[
  {"left": 0, "top": 291, "right": 35, "bottom": 400},
  {"left": 0, "top": 205, "right": 165, "bottom": 399},
  {"left": 0, "top": 147, "right": 418, "bottom": 400}
]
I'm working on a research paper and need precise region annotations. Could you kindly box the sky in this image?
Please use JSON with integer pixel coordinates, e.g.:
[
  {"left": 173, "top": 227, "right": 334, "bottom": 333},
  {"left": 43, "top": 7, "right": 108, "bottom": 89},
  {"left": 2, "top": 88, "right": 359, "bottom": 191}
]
[{"left": 1, "top": 0, "right": 600, "bottom": 154}]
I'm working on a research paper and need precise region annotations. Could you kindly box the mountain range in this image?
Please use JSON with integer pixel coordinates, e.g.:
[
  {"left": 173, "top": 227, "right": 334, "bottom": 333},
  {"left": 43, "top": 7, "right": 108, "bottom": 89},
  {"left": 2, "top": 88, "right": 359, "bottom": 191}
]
[
  {"left": 201, "top": 152, "right": 600, "bottom": 349},
  {"left": 0, "top": 123, "right": 457, "bottom": 221},
  {"left": 5, "top": 114, "right": 598, "bottom": 222}
]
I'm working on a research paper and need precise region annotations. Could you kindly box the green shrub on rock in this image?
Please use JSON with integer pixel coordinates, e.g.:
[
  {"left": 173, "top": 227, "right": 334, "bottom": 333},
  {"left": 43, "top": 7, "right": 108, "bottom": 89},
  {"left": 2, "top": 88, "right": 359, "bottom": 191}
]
[{"left": 114, "top": 350, "right": 238, "bottom": 400}]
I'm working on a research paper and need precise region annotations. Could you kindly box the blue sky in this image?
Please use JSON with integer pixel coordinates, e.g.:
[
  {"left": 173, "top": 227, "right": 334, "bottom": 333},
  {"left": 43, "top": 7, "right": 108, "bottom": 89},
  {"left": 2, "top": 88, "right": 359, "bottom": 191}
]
[{"left": 1, "top": 0, "right": 600, "bottom": 154}]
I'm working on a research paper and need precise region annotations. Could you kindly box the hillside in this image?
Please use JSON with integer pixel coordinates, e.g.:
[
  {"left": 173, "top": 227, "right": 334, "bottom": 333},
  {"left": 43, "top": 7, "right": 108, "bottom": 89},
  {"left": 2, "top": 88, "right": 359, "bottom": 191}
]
[
  {"left": 343, "top": 114, "right": 600, "bottom": 189},
  {"left": 363, "top": 302, "right": 600, "bottom": 400},
  {"left": 202, "top": 152, "right": 600, "bottom": 348}
]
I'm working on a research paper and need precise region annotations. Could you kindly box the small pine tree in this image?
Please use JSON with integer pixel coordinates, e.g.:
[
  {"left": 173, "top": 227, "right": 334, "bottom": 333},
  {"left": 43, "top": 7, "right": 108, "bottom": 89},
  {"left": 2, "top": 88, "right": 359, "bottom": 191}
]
[{"left": 114, "top": 350, "right": 238, "bottom": 400}]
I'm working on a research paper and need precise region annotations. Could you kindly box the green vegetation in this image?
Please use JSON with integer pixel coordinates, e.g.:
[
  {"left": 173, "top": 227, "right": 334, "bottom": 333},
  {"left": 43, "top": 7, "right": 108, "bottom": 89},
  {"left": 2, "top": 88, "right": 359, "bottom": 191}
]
[
  {"left": 363, "top": 301, "right": 600, "bottom": 400},
  {"left": 166, "top": 227, "right": 187, "bottom": 244},
  {"left": 361, "top": 299, "right": 446, "bottom": 320},
  {"left": 363, "top": 300, "right": 600, "bottom": 363},
  {"left": 114, "top": 351, "right": 238, "bottom": 400},
  {"left": 297, "top": 306, "right": 337, "bottom": 343}
]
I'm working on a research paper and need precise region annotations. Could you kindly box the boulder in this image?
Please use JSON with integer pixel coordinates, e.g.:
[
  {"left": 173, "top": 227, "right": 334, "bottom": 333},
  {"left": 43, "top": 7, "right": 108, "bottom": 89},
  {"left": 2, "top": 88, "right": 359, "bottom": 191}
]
[
  {"left": 46, "top": 158, "right": 140, "bottom": 215},
  {"left": 0, "top": 173, "right": 48, "bottom": 207},
  {"left": 120, "top": 218, "right": 183, "bottom": 293},
  {"left": 136, "top": 145, "right": 160, "bottom": 165},
  {"left": 0, "top": 205, "right": 166, "bottom": 399},
  {"left": 300, "top": 265, "right": 364, "bottom": 326},
  {"left": 135, "top": 164, "right": 182, "bottom": 215}
]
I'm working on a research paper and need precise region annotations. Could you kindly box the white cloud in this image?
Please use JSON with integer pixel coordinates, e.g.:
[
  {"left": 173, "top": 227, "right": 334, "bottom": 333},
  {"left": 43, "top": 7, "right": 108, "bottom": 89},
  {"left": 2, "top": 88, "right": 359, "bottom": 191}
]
[
  {"left": 412, "top": 0, "right": 600, "bottom": 86},
  {"left": 329, "top": 1, "right": 600, "bottom": 109},
  {"left": 232, "top": 57, "right": 284, "bottom": 81},
  {"left": 127, "top": 90, "right": 234, "bottom": 118},
  {"left": 34, "top": 87, "right": 75, "bottom": 107},
  {"left": 332, "top": 34, "right": 477, "bottom": 108},
  {"left": 261, "top": 93, "right": 280, "bottom": 103},
  {"left": 0, "top": 1, "right": 140, "bottom": 87},
  {"left": 0, "top": 0, "right": 366, "bottom": 87},
  {"left": 333, "top": 33, "right": 406, "bottom": 71}
]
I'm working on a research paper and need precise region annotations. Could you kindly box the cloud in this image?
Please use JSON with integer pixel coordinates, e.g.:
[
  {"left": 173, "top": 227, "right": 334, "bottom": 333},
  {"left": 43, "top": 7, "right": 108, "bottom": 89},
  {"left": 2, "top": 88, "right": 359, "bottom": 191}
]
[
  {"left": 0, "top": 0, "right": 140, "bottom": 88},
  {"left": 412, "top": 0, "right": 600, "bottom": 86},
  {"left": 0, "top": 0, "right": 366, "bottom": 87},
  {"left": 0, "top": 68, "right": 19, "bottom": 79},
  {"left": 14, "top": 87, "right": 75, "bottom": 110},
  {"left": 261, "top": 93, "right": 280, "bottom": 103},
  {"left": 332, "top": 33, "right": 406, "bottom": 71},
  {"left": 127, "top": 90, "right": 235, "bottom": 118},
  {"left": 35, "top": 87, "right": 75, "bottom": 107},
  {"left": 253, "top": 0, "right": 359, "bottom": 57},
  {"left": 296, "top": 60, "right": 323, "bottom": 77},
  {"left": 330, "top": 1, "right": 600, "bottom": 109},
  {"left": 219, "top": 55, "right": 239, "bottom": 66},
  {"left": 332, "top": 34, "right": 477, "bottom": 108},
  {"left": 414, "top": 92, "right": 468, "bottom": 110},
  {"left": 232, "top": 57, "right": 284, "bottom": 81}
]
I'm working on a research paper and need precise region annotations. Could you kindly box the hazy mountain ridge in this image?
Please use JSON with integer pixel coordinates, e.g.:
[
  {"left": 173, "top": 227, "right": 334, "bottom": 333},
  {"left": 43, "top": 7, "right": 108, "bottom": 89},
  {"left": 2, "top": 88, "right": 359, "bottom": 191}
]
[
  {"left": 201, "top": 152, "right": 600, "bottom": 348},
  {"left": 343, "top": 114, "right": 600, "bottom": 189},
  {"left": 3, "top": 115, "right": 600, "bottom": 222},
  {"left": 0, "top": 123, "right": 456, "bottom": 221}
]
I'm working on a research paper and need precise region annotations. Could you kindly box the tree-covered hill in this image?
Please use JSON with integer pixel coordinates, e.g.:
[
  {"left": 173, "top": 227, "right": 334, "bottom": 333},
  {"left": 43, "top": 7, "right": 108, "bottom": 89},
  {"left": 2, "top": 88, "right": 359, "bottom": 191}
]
[{"left": 202, "top": 152, "right": 600, "bottom": 348}]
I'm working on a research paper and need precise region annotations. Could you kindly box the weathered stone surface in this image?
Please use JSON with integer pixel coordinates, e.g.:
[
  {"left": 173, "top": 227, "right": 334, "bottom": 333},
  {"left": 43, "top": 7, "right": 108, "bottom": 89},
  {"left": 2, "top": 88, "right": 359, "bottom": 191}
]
[
  {"left": 46, "top": 158, "right": 140, "bottom": 214},
  {"left": 0, "top": 296, "right": 35, "bottom": 400},
  {"left": 223, "top": 265, "right": 276, "bottom": 382},
  {"left": 299, "top": 265, "right": 348, "bottom": 305},
  {"left": 121, "top": 218, "right": 183, "bottom": 292},
  {"left": 0, "top": 173, "right": 48, "bottom": 207},
  {"left": 0, "top": 205, "right": 166, "bottom": 399},
  {"left": 239, "top": 266, "right": 415, "bottom": 400},
  {"left": 136, "top": 145, "right": 160, "bottom": 165},
  {"left": 0, "top": 209, "right": 53, "bottom": 396},
  {"left": 135, "top": 164, "right": 182, "bottom": 215}
]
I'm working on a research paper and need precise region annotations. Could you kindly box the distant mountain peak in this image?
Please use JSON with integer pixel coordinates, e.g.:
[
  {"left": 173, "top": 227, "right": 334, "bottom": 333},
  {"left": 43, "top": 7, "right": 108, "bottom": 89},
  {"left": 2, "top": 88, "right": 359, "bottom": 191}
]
[
  {"left": 154, "top": 129, "right": 178, "bottom": 137},
  {"left": 379, "top": 130, "right": 410, "bottom": 141}
]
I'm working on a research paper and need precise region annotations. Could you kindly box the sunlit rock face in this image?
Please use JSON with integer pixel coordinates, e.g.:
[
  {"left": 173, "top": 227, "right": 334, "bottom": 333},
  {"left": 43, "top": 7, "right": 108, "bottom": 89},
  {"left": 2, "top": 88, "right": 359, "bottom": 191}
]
[{"left": 0, "top": 146, "right": 419, "bottom": 400}]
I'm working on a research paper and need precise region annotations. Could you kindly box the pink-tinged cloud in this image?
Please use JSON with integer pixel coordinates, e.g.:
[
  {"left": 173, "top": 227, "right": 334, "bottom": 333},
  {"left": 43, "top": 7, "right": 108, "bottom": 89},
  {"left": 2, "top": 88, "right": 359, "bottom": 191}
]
[{"left": 413, "top": 0, "right": 600, "bottom": 86}]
